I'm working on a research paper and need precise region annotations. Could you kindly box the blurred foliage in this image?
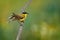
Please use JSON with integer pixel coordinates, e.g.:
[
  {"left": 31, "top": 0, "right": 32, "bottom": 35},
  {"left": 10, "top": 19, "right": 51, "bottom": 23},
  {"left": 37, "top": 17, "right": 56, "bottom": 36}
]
[{"left": 0, "top": 0, "right": 60, "bottom": 40}]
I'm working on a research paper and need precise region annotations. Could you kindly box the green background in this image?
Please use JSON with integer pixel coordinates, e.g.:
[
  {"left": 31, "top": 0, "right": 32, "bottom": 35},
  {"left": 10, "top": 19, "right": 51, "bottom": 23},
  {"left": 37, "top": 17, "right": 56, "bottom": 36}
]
[{"left": 0, "top": 0, "right": 60, "bottom": 40}]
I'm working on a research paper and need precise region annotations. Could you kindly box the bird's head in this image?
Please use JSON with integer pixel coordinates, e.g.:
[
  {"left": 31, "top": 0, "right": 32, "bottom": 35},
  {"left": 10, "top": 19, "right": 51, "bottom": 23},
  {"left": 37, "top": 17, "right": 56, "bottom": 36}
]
[{"left": 22, "top": 12, "right": 29, "bottom": 14}]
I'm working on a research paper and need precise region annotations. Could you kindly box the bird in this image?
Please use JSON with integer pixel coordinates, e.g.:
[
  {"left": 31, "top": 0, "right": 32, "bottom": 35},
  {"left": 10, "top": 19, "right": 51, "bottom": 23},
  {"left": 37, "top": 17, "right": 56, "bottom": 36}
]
[{"left": 8, "top": 12, "right": 28, "bottom": 23}]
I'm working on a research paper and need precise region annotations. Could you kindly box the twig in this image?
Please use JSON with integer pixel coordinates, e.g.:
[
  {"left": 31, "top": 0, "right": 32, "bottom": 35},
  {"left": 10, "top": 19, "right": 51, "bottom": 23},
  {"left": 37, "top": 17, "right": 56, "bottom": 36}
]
[
  {"left": 16, "top": 22, "right": 24, "bottom": 40},
  {"left": 21, "top": 0, "right": 32, "bottom": 13}
]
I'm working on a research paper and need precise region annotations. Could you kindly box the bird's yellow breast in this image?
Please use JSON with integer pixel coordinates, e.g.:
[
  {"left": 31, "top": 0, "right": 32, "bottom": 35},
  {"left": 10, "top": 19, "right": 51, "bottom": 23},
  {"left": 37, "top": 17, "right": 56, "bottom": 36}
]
[{"left": 18, "top": 14, "right": 28, "bottom": 22}]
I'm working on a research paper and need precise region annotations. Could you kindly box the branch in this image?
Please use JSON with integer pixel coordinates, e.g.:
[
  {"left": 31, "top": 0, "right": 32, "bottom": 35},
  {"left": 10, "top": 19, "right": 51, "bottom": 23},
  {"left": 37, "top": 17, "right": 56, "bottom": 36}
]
[{"left": 16, "top": 22, "right": 24, "bottom": 40}]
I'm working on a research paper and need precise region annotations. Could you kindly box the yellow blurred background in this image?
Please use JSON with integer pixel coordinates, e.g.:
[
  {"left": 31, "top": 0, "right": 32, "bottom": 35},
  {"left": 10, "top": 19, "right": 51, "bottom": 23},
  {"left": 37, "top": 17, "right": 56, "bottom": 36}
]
[{"left": 0, "top": 0, "right": 60, "bottom": 40}]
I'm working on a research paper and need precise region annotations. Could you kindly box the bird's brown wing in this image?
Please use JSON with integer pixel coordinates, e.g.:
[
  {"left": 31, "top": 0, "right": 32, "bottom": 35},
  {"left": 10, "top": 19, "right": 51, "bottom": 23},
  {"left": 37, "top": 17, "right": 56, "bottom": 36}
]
[{"left": 18, "top": 14, "right": 25, "bottom": 19}]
